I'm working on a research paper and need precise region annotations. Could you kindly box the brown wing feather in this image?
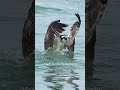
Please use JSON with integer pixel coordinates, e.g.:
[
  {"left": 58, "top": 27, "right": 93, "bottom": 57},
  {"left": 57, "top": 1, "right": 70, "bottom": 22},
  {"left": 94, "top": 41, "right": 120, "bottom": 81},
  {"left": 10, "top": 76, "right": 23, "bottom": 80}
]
[
  {"left": 22, "top": 1, "right": 34, "bottom": 58},
  {"left": 86, "top": 0, "right": 108, "bottom": 44},
  {"left": 44, "top": 20, "right": 68, "bottom": 50}
]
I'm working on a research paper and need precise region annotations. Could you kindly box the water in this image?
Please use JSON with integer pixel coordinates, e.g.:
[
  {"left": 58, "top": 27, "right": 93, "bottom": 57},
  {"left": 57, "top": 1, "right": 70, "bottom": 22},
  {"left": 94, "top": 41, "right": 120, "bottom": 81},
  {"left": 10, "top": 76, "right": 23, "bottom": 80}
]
[
  {"left": 0, "top": 19, "right": 34, "bottom": 89},
  {"left": 0, "top": 22, "right": 34, "bottom": 89},
  {"left": 35, "top": 0, "right": 85, "bottom": 90},
  {"left": 0, "top": 1, "right": 34, "bottom": 89}
]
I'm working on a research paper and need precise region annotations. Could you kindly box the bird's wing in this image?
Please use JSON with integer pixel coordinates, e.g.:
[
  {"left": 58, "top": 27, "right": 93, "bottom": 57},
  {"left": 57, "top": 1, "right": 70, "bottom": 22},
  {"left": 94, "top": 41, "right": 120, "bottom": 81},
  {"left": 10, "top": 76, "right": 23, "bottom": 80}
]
[
  {"left": 44, "top": 20, "right": 68, "bottom": 50},
  {"left": 75, "top": 13, "right": 81, "bottom": 23},
  {"left": 22, "top": 1, "right": 34, "bottom": 58},
  {"left": 47, "top": 20, "right": 68, "bottom": 36},
  {"left": 66, "top": 13, "right": 81, "bottom": 52},
  {"left": 86, "top": 0, "right": 108, "bottom": 44}
]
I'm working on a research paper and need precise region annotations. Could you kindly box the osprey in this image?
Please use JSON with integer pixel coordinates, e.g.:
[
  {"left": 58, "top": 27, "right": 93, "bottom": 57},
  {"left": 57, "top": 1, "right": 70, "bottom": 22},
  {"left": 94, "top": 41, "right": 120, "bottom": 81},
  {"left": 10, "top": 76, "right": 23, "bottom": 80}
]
[{"left": 44, "top": 13, "right": 81, "bottom": 53}]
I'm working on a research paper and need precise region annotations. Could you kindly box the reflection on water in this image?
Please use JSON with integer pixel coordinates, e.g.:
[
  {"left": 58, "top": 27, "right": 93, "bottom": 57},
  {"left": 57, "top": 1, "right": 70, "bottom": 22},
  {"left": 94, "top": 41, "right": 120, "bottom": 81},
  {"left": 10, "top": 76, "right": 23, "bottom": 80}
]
[
  {"left": 0, "top": 49, "right": 34, "bottom": 90},
  {"left": 35, "top": 51, "right": 84, "bottom": 90}
]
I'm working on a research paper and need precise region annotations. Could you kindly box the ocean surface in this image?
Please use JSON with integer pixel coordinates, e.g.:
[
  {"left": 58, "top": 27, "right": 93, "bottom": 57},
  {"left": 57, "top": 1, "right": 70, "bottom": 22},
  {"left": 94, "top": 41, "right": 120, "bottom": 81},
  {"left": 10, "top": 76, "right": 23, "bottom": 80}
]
[
  {"left": 35, "top": 0, "right": 85, "bottom": 90},
  {"left": 0, "top": 0, "right": 34, "bottom": 89}
]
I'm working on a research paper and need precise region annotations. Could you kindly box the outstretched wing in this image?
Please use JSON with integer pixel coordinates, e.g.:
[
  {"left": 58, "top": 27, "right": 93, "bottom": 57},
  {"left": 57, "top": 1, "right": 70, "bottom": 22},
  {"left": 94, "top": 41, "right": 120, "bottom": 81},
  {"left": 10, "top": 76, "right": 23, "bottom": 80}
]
[
  {"left": 86, "top": 0, "right": 108, "bottom": 62},
  {"left": 67, "top": 13, "right": 81, "bottom": 52},
  {"left": 22, "top": 1, "right": 34, "bottom": 58},
  {"left": 86, "top": 0, "right": 108, "bottom": 44},
  {"left": 75, "top": 13, "right": 81, "bottom": 23},
  {"left": 47, "top": 20, "right": 68, "bottom": 35},
  {"left": 44, "top": 20, "right": 68, "bottom": 50}
]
